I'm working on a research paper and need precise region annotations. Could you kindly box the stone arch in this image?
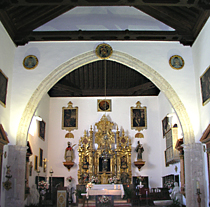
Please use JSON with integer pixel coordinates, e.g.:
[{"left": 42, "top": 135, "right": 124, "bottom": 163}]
[{"left": 16, "top": 50, "right": 194, "bottom": 146}]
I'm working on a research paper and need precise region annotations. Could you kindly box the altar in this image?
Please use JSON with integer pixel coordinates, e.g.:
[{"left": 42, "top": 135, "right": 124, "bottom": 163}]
[
  {"left": 77, "top": 115, "right": 132, "bottom": 185},
  {"left": 86, "top": 184, "right": 124, "bottom": 207},
  {"left": 86, "top": 184, "right": 124, "bottom": 198}
]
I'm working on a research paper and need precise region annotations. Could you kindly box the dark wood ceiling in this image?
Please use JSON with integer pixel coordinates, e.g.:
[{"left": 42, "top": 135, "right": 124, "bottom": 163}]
[
  {"left": 0, "top": 0, "right": 210, "bottom": 46},
  {"left": 48, "top": 60, "right": 160, "bottom": 97}
]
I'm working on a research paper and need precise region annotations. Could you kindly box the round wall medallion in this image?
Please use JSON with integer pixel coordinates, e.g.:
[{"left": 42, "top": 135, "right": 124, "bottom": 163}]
[
  {"left": 23, "top": 55, "right": 38, "bottom": 70},
  {"left": 95, "top": 43, "right": 113, "bottom": 59},
  {"left": 169, "top": 55, "right": 184, "bottom": 70}
]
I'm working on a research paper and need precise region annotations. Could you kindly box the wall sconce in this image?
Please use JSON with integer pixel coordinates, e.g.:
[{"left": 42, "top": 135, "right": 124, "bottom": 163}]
[
  {"left": 34, "top": 115, "right": 42, "bottom": 121},
  {"left": 167, "top": 112, "right": 175, "bottom": 117},
  {"left": 3, "top": 165, "right": 12, "bottom": 191},
  {"left": 43, "top": 158, "right": 48, "bottom": 173},
  {"left": 196, "top": 181, "right": 201, "bottom": 207},
  {"left": 49, "top": 167, "right": 54, "bottom": 177}
]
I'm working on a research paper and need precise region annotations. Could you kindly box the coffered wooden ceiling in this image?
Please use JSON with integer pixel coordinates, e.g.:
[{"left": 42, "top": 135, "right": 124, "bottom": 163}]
[
  {"left": 48, "top": 60, "right": 160, "bottom": 97},
  {"left": 0, "top": 0, "right": 210, "bottom": 46}
]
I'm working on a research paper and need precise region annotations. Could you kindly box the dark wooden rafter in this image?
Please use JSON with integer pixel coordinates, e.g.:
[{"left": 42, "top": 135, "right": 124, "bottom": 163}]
[
  {"left": 48, "top": 60, "right": 160, "bottom": 97},
  {"left": 14, "top": 30, "right": 194, "bottom": 46},
  {"left": 0, "top": 0, "right": 209, "bottom": 46},
  {"left": 0, "top": 0, "right": 208, "bottom": 7}
]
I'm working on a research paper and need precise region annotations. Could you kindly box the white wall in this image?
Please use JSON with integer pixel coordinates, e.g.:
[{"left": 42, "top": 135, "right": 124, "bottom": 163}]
[
  {"left": 192, "top": 17, "right": 210, "bottom": 136},
  {"left": 0, "top": 22, "right": 16, "bottom": 144},
  {"left": 46, "top": 96, "right": 173, "bottom": 189},
  {"left": 28, "top": 93, "right": 50, "bottom": 187},
  {"left": 192, "top": 17, "right": 210, "bottom": 205},
  {"left": 158, "top": 92, "right": 182, "bottom": 181},
  {"left": 10, "top": 40, "right": 200, "bottom": 145}
]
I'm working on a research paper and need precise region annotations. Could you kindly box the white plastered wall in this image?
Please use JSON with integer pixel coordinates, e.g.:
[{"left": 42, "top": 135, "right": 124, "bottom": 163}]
[
  {"left": 11, "top": 41, "right": 199, "bottom": 145},
  {"left": 192, "top": 17, "right": 210, "bottom": 135},
  {"left": 28, "top": 93, "right": 50, "bottom": 185},
  {"left": 0, "top": 22, "right": 16, "bottom": 143}
]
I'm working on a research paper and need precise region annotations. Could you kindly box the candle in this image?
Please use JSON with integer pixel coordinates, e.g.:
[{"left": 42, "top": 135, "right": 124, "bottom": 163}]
[{"left": 196, "top": 181, "right": 200, "bottom": 189}]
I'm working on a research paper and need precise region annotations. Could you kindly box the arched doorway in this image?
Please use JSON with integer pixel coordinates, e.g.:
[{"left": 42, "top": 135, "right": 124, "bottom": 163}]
[
  {"left": 16, "top": 50, "right": 194, "bottom": 146},
  {"left": 14, "top": 50, "right": 200, "bottom": 206}
]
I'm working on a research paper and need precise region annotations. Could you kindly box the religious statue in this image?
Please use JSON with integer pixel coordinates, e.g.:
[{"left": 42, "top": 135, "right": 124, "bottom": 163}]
[
  {"left": 64, "top": 142, "right": 76, "bottom": 162},
  {"left": 135, "top": 141, "right": 144, "bottom": 160},
  {"left": 83, "top": 156, "right": 89, "bottom": 169},
  {"left": 170, "top": 182, "right": 182, "bottom": 204},
  {"left": 25, "top": 184, "right": 40, "bottom": 206}
]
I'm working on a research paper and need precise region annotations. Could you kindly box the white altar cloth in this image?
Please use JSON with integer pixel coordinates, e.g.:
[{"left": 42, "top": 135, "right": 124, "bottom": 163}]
[{"left": 86, "top": 184, "right": 124, "bottom": 199}]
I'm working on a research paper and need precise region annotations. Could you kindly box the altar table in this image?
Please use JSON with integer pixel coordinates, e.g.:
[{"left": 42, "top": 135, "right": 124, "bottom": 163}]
[{"left": 86, "top": 184, "right": 124, "bottom": 207}]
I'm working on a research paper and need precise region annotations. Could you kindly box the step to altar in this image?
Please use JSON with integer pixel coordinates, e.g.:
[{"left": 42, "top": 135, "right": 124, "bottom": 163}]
[{"left": 78, "top": 199, "right": 132, "bottom": 207}]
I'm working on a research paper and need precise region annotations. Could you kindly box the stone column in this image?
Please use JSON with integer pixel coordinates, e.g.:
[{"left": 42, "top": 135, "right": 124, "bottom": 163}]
[
  {"left": 184, "top": 143, "right": 207, "bottom": 207},
  {"left": 179, "top": 154, "right": 185, "bottom": 193},
  {"left": 1, "top": 145, "right": 27, "bottom": 207}
]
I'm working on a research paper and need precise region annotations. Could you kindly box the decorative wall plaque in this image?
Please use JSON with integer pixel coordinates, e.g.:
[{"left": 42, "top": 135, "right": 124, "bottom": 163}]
[
  {"left": 95, "top": 43, "right": 113, "bottom": 59},
  {"left": 23, "top": 55, "right": 38, "bottom": 69},
  {"left": 169, "top": 55, "right": 184, "bottom": 70}
]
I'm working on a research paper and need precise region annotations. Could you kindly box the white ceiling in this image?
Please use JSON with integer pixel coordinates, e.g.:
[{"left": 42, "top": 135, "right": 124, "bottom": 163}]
[{"left": 35, "top": 6, "right": 174, "bottom": 32}]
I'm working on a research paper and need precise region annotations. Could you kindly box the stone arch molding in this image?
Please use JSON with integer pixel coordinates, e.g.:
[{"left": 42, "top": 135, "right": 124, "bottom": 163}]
[{"left": 16, "top": 50, "right": 194, "bottom": 146}]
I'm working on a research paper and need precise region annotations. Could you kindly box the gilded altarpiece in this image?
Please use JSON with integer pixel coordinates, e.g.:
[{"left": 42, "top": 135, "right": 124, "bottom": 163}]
[{"left": 78, "top": 115, "right": 131, "bottom": 185}]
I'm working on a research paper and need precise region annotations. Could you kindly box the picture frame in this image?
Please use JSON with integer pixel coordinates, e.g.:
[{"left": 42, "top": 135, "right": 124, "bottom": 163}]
[
  {"left": 200, "top": 65, "right": 210, "bottom": 106},
  {"left": 131, "top": 101, "right": 147, "bottom": 131},
  {"left": 38, "top": 120, "right": 46, "bottom": 141},
  {"left": 39, "top": 148, "right": 43, "bottom": 167},
  {"left": 169, "top": 55, "right": 184, "bottom": 70},
  {"left": 23, "top": 55, "right": 38, "bottom": 70},
  {"left": 34, "top": 155, "right": 38, "bottom": 171},
  {"left": 62, "top": 101, "right": 78, "bottom": 131},
  {"left": 0, "top": 124, "right": 9, "bottom": 144},
  {"left": 162, "top": 116, "right": 170, "bottom": 137},
  {"left": 0, "top": 69, "right": 8, "bottom": 107},
  {"left": 97, "top": 99, "right": 111, "bottom": 112}
]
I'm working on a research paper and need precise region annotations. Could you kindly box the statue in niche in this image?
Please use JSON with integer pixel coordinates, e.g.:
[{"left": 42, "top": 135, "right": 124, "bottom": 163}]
[
  {"left": 102, "top": 159, "right": 108, "bottom": 172},
  {"left": 121, "top": 156, "right": 127, "bottom": 169},
  {"left": 64, "top": 142, "right": 76, "bottom": 162},
  {"left": 83, "top": 156, "right": 89, "bottom": 169},
  {"left": 135, "top": 140, "right": 144, "bottom": 160}
]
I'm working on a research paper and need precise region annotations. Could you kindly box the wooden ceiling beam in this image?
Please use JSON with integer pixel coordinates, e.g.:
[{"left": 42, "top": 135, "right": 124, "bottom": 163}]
[
  {"left": 16, "top": 6, "right": 75, "bottom": 31},
  {"left": 134, "top": 6, "right": 196, "bottom": 32},
  {"left": 0, "top": 0, "right": 202, "bottom": 7},
  {"left": 14, "top": 30, "right": 194, "bottom": 45}
]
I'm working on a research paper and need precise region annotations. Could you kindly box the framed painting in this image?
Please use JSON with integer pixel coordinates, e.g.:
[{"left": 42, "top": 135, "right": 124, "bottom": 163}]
[
  {"left": 131, "top": 101, "right": 147, "bottom": 131},
  {"left": 0, "top": 69, "right": 8, "bottom": 107},
  {"left": 39, "top": 148, "right": 43, "bottom": 167},
  {"left": 34, "top": 155, "right": 38, "bottom": 171},
  {"left": 23, "top": 55, "right": 38, "bottom": 70},
  {"left": 97, "top": 99, "right": 111, "bottom": 112},
  {"left": 169, "top": 55, "right": 184, "bottom": 70},
  {"left": 38, "top": 120, "right": 46, "bottom": 141},
  {"left": 0, "top": 124, "right": 9, "bottom": 145},
  {"left": 162, "top": 116, "right": 170, "bottom": 137},
  {"left": 62, "top": 101, "right": 78, "bottom": 131},
  {"left": 200, "top": 65, "right": 210, "bottom": 106}
]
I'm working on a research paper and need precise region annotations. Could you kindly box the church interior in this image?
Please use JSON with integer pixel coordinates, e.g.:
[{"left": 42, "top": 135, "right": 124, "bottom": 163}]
[{"left": 0, "top": 1, "right": 210, "bottom": 207}]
